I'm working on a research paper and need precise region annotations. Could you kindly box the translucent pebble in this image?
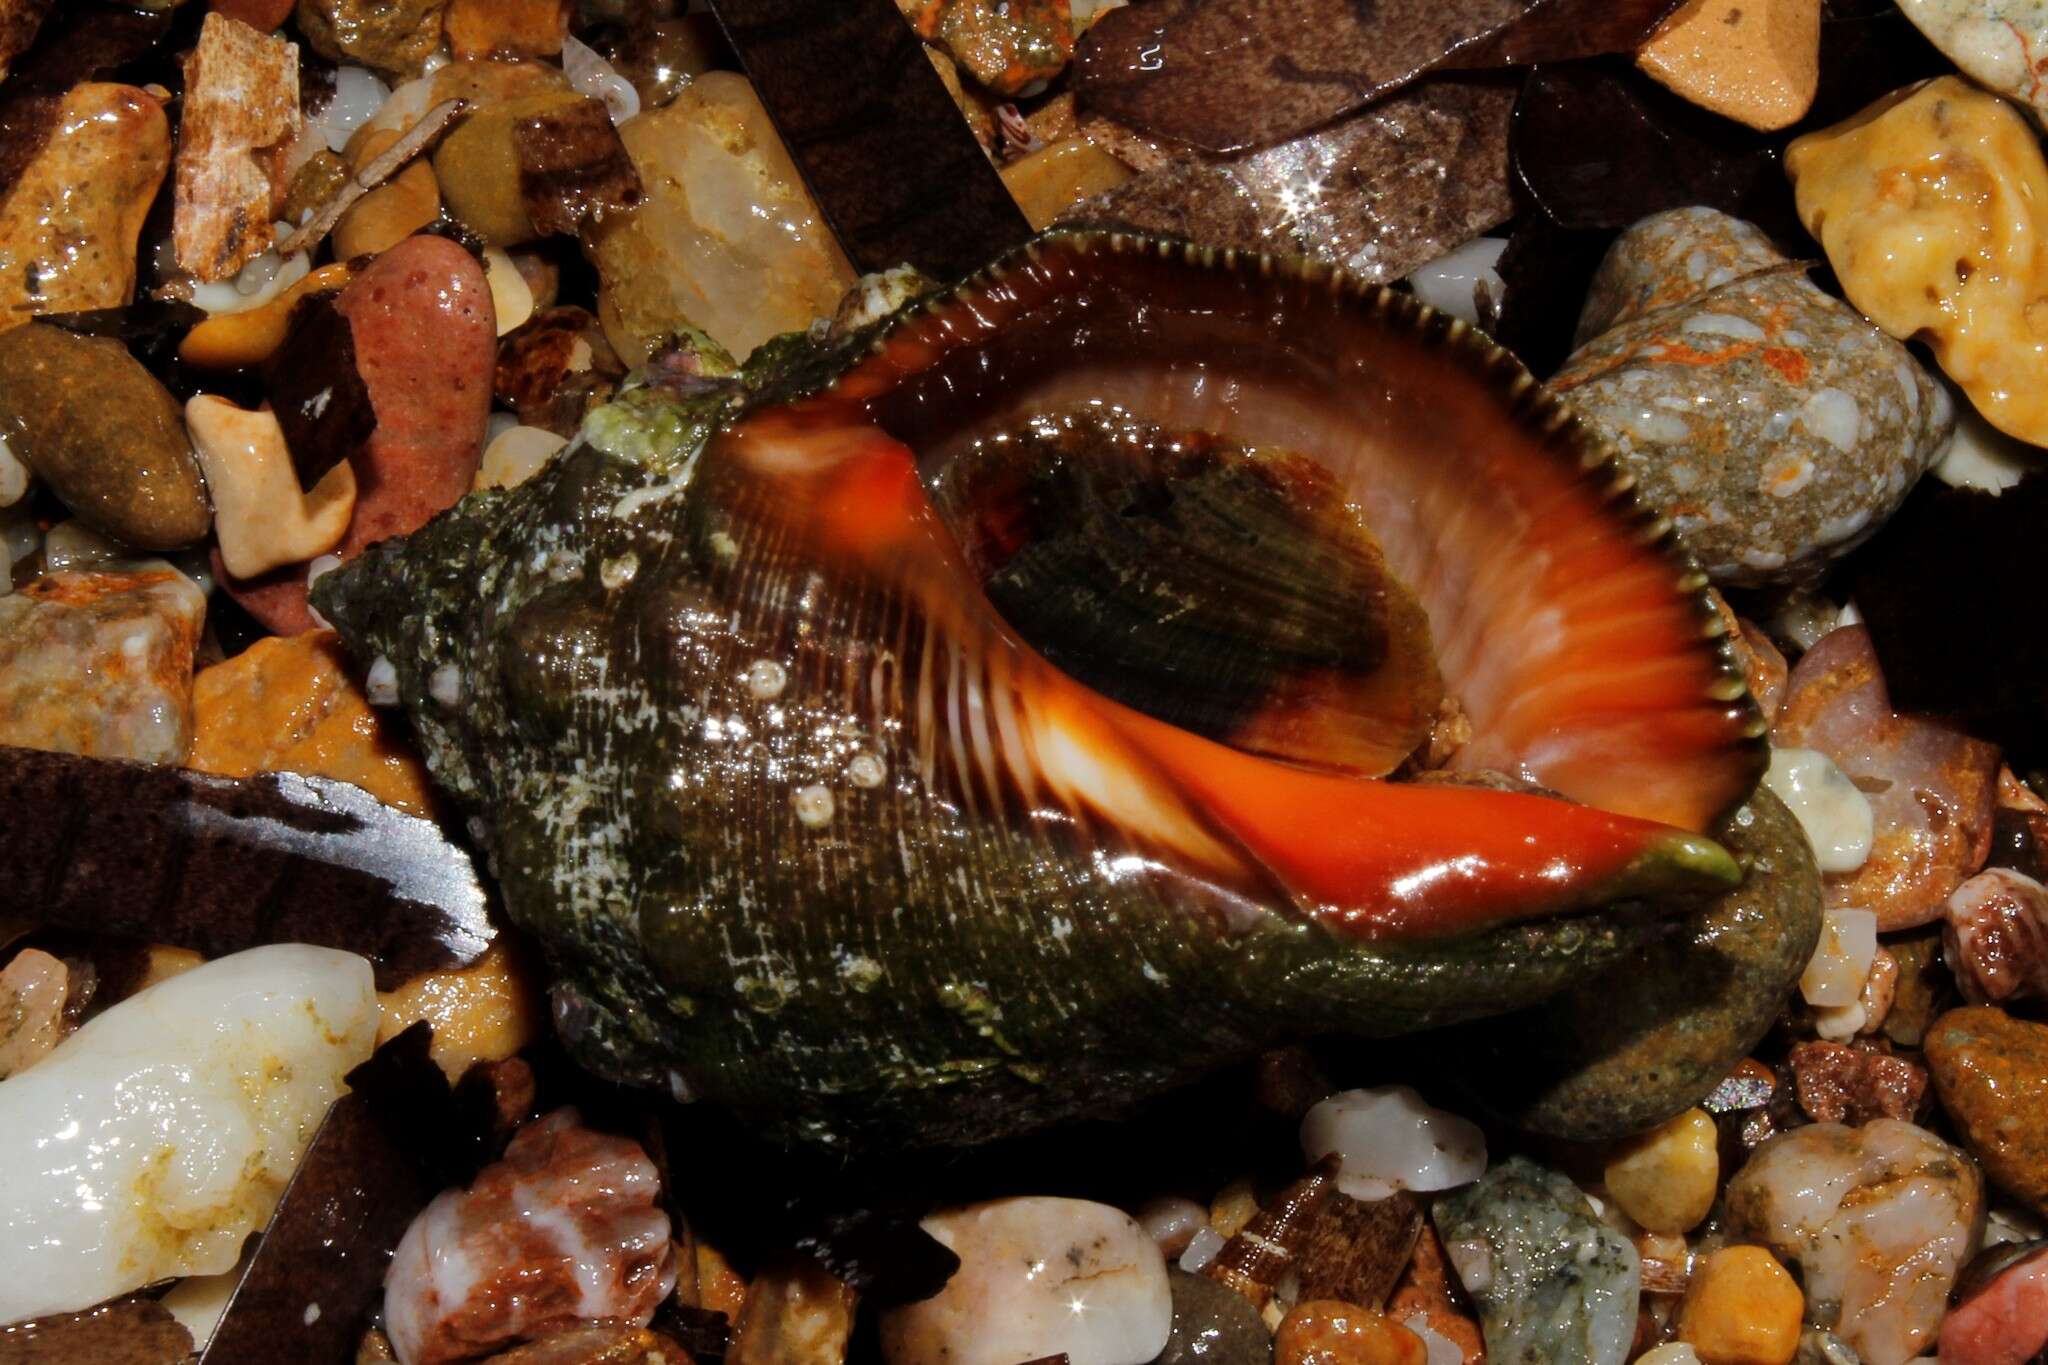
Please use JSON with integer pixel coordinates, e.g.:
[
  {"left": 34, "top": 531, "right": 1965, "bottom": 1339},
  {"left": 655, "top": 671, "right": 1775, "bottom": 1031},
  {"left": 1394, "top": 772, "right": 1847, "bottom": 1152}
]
[
  {"left": 1764, "top": 746, "right": 1874, "bottom": 874},
  {"left": 1301, "top": 1085, "right": 1486, "bottom": 1201},
  {"left": 1801, "top": 907, "right": 1878, "bottom": 1008}
]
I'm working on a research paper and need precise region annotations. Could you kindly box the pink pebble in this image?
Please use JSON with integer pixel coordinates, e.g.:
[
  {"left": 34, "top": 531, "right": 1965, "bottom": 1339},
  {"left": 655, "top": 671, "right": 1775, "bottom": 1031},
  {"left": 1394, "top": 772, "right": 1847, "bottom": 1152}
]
[
  {"left": 1940, "top": 1246, "right": 2048, "bottom": 1365},
  {"left": 216, "top": 235, "right": 496, "bottom": 635}
]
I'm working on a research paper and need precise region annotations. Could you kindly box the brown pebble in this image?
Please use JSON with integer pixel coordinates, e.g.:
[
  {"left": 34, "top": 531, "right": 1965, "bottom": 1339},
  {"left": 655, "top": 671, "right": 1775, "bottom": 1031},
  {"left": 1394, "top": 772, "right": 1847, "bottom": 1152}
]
[
  {"left": 0, "top": 324, "right": 211, "bottom": 548},
  {"left": 1788, "top": 1039, "right": 1928, "bottom": 1125},
  {"left": 1926, "top": 1006, "right": 2048, "bottom": 1218},
  {"left": 445, "top": 0, "right": 568, "bottom": 60}
]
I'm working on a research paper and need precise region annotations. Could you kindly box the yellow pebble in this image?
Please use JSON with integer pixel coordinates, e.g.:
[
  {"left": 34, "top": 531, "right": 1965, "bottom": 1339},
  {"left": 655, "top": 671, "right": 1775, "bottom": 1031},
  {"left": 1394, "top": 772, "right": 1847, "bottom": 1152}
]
[
  {"left": 1605, "top": 1108, "right": 1720, "bottom": 1234},
  {"left": 1678, "top": 1246, "right": 1803, "bottom": 1365},
  {"left": 178, "top": 262, "right": 352, "bottom": 369},
  {"left": 1636, "top": 0, "right": 1820, "bottom": 131}
]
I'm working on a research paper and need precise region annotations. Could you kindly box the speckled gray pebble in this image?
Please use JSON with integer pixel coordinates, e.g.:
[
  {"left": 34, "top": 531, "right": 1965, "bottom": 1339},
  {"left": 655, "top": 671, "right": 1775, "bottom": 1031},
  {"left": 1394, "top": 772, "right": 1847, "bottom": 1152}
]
[
  {"left": 1431, "top": 1157, "right": 1640, "bottom": 1365},
  {"left": 1552, "top": 207, "right": 1952, "bottom": 587}
]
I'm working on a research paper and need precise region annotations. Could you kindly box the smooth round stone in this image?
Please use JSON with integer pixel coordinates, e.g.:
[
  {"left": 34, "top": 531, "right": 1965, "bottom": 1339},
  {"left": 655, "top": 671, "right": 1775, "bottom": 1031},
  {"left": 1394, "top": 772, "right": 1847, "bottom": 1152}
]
[
  {"left": 1926, "top": 1007, "right": 2048, "bottom": 1219},
  {"left": 1437, "top": 788, "right": 1822, "bottom": 1141},
  {"left": 879, "top": 1197, "right": 1173, "bottom": 1365},
  {"left": 0, "top": 324, "right": 211, "bottom": 550},
  {"left": 1154, "top": 1269, "right": 1271, "bottom": 1365}
]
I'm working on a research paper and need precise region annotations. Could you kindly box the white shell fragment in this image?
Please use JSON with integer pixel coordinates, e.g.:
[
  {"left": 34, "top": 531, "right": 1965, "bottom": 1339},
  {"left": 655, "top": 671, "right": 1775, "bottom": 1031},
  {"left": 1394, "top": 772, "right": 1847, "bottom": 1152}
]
[
  {"left": 1405, "top": 236, "right": 1507, "bottom": 326},
  {"left": 1934, "top": 393, "right": 2041, "bottom": 493},
  {"left": 1764, "top": 745, "right": 1875, "bottom": 874},
  {"left": 1801, "top": 907, "right": 1880, "bottom": 1009},
  {"left": 879, "top": 1197, "right": 1173, "bottom": 1365},
  {"left": 0, "top": 944, "right": 379, "bottom": 1326},
  {"left": 1300, "top": 1085, "right": 1487, "bottom": 1202}
]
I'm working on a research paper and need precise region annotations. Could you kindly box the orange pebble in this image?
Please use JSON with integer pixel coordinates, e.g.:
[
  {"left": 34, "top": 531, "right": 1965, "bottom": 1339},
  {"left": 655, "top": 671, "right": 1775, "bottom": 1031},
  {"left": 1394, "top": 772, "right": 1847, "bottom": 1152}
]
[
  {"left": 1277, "top": 1300, "right": 1429, "bottom": 1365},
  {"left": 1678, "top": 1246, "right": 1804, "bottom": 1365},
  {"left": 1636, "top": 0, "right": 1820, "bottom": 132},
  {"left": 188, "top": 630, "right": 436, "bottom": 816}
]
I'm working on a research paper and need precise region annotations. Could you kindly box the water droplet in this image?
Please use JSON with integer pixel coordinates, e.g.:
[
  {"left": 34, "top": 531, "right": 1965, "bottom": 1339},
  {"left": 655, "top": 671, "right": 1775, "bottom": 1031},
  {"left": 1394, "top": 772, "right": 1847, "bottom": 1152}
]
[
  {"left": 847, "top": 752, "right": 887, "bottom": 789},
  {"left": 793, "top": 783, "right": 835, "bottom": 828},
  {"left": 744, "top": 658, "right": 788, "bottom": 700}
]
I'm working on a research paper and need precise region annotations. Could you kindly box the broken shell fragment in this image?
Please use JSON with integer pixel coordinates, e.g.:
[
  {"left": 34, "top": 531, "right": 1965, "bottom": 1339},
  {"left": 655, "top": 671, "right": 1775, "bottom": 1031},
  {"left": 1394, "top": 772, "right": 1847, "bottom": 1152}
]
[
  {"left": 317, "top": 229, "right": 1763, "bottom": 1148},
  {"left": 173, "top": 12, "right": 303, "bottom": 283}
]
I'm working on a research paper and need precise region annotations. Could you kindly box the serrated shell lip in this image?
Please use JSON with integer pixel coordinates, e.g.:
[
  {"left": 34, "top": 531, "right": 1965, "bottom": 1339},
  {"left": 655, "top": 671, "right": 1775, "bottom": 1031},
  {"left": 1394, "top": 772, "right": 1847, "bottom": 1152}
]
[{"left": 840, "top": 226, "right": 1768, "bottom": 815}]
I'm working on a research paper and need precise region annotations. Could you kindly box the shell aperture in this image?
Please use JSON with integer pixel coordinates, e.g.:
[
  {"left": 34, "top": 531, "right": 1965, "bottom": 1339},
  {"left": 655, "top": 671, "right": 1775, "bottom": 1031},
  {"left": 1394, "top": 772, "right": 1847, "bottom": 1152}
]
[{"left": 317, "top": 230, "right": 1766, "bottom": 1146}]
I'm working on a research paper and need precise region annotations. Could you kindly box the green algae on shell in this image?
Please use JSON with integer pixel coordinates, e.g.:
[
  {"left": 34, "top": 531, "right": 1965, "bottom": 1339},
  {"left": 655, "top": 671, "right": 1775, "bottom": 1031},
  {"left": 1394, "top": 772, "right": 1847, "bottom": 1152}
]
[{"left": 315, "top": 229, "right": 1764, "bottom": 1149}]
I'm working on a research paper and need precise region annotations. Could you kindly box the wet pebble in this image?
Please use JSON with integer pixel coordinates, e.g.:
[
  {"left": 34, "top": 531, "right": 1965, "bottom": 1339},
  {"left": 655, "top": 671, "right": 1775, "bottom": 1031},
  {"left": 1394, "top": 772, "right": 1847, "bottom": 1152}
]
[
  {"left": 1152, "top": 1269, "right": 1271, "bottom": 1365},
  {"left": 1440, "top": 789, "right": 1822, "bottom": 1142},
  {"left": 0, "top": 567, "right": 207, "bottom": 764},
  {"left": 1432, "top": 1157, "right": 1639, "bottom": 1365},
  {"left": 1300, "top": 1087, "right": 1485, "bottom": 1203},
  {"left": 0, "top": 949, "right": 69, "bottom": 1079},
  {"left": 295, "top": 0, "right": 446, "bottom": 75},
  {"left": 1275, "top": 1300, "right": 1426, "bottom": 1365},
  {"left": 1939, "top": 1241, "right": 2048, "bottom": 1365},
  {"left": 1605, "top": 1108, "right": 1719, "bottom": 1235},
  {"left": 1635, "top": 0, "right": 1820, "bottom": 131},
  {"left": 587, "top": 71, "right": 856, "bottom": 363},
  {"left": 219, "top": 234, "right": 493, "bottom": 632},
  {"left": 1552, "top": 208, "right": 1952, "bottom": 587},
  {"left": 900, "top": 0, "right": 1074, "bottom": 95},
  {"left": 1786, "top": 1040, "right": 1928, "bottom": 1126},
  {"left": 0, "top": 83, "right": 170, "bottom": 322},
  {"left": 1942, "top": 868, "right": 2048, "bottom": 1007},
  {"left": 1775, "top": 626, "right": 2000, "bottom": 930},
  {"left": 1899, "top": 1, "right": 2048, "bottom": 117},
  {"left": 384, "top": 1109, "right": 674, "bottom": 1365},
  {"left": 445, "top": 0, "right": 568, "bottom": 60},
  {"left": 0, "top": 324, "right": 210, "bottom": 551},
  {"left": 1724, "top": 1119, "right": 1982, "bottom": 1365},
  {"left": 1676, "top": 1245, "right": 1804, "bottom": 1365},
  {"left": 879, "top": 1197, "right": 1172, "bottom": 1365},
  {"left": 1790, "top": 77, "right": 2048, "bottom": 447},
  {"left": 1926, "top": 1007, "right": 2048, "bottom": 1221}
]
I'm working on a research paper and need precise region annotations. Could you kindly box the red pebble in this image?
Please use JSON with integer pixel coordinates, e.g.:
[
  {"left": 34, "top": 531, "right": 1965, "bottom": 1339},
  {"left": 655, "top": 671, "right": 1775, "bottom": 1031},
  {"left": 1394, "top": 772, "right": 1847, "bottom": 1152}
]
[
  {"left": 1941, "top": 1246, "right": 2048, "bottom": 1365},
  {"left": 218, "top": 235, "right": 496, "bottom": 634}
]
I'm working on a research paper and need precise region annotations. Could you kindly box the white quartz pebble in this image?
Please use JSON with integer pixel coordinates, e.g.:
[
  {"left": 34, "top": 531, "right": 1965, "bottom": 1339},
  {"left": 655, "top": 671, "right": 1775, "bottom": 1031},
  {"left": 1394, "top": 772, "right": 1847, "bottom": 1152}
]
[
  {"left": 0, "top": 944, "right": 379, "bottom": 1326},
  {"left": 1300, "top": 1085, "right": 1487, "bottom": 1202},
  {"left": 1801, "top": 907, "right": 1880, "bottom": 1009},
  {"left": 1405, "top": 237, "right": 1507, "bottom": 326},
  {"left": 1765, "top": 745, "right": 1875, "bottom": 874},
  {"left": 879, "top": 1197, "right": 1172, "bottom": 1365}
]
